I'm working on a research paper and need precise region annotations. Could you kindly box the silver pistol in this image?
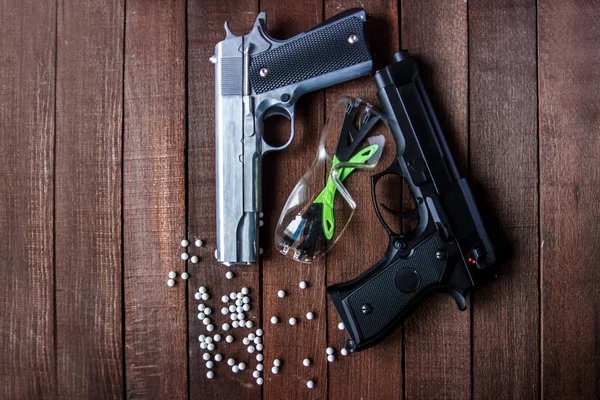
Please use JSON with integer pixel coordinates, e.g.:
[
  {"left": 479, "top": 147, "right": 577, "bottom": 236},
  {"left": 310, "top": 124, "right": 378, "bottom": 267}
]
[{"left": 212, "top": 8, "right": 373, "bottom": 265}]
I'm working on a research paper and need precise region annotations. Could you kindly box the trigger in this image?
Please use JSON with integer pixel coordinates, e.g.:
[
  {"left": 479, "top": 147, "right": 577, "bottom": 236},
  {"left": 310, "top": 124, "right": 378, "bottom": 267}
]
[
  {"left": 443, "top": 287, "right": 467, "bottom": 311},
  {"left": 263, "top": 107, "right": 291, "bottom": 121},
  {"left": 381, "top": 204, "right": 420, "bottom": 220}
]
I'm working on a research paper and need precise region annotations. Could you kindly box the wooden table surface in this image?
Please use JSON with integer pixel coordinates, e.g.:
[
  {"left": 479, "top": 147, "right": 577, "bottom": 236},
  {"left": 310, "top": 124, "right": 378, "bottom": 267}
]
[{"left": 2, "top": 0, "right": 599, "bottom": 399}]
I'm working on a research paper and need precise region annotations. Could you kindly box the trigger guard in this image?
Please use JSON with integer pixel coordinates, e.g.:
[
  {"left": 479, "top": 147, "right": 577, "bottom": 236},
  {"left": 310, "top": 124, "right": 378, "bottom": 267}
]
[{"left": 261, "top": 106, "right": 295, "bottom": 153}]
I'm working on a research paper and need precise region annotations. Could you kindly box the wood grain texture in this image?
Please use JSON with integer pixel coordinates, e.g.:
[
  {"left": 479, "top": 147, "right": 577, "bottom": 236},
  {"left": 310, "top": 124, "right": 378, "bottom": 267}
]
[
  {"left": 469, "top": 1, "right": 540, "bottom": 399},
  {"left": 187, "top": 1, "right": 262, "bottom": 398},
  {"left": 325, "top": 1, "right": 402, "bottom": 399},
  {"left": 538, "top": 0, "right": 600, "bottom": 398},
  {"left": 258, "top": 2, "right": 328, "bottom": 399},
  {"left": 123, "top": 1, "right": 187, "bottom": 398},
  {"left": 0, "top": 0, "right": 57, "bottom": 398},
  {"left": 400, "top": 1, "right": 471, "bottom": 398},
  {"left": 54, "top": 0, "right": 124, "bottom": 397}
]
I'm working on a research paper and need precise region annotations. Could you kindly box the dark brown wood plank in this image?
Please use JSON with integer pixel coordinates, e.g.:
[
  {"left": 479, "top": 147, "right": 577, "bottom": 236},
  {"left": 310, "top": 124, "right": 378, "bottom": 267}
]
[
  {"left": 401, "top": 1, "right": 471, "bottom": 398},
  {"left": 325, "top": 1, "right": 402, "bottom": 399},
  {"left": 258, "top": 2, "right": 329, "bottom": 399},
  {"left": 123, "top": 1, "right": 187, "bottom": 398},
  {"left": 470, "top": 0, "right": 539, "bottom": 399},
  {"left": 54, "top": 0, "right": 124, "bottom": 397},
  {"left": 187, "top": 1, "right": 262, "bottom": 398},
  {"left": 538, "top": 1, "right": 600, "bottom": 398},
  {"left": 0, "top": 0, "right": 57, "bottom": 398}
]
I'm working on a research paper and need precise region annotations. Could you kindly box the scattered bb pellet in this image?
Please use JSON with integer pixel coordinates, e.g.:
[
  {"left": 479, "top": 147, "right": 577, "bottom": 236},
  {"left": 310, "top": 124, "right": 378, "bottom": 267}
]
[
  {"left": 248, "top": 333, "right": 256, "bottom": 340},
  {"left": 181, "top": 239, "right": 189, "bottom": 247},
  {"left": 225, "top": 335, "right": 234, "bottom": 343},
  {"left": 256, "top": 363, "right": 264, "bottom": 371},
  {"left": 203, "top": 353, "right": 211, "bottom": 361},
  {"left": 341, "top": 348, "right": 348, "bottom": 356},
  {"left": 307, "top": 380, "right": 315, "bottom": 389},
  {"left": 205, "top": 336, "right": 212, "bottom": 344},
  {"left": 256, "top": 354, "right": 264, "bottom": 362},
  {"left": 236, "top": 306, "right": 243, "bottom": 314},
  {"left": 299, "top": 281, "right": 308, "bottom": 289},
  {"left": 207, "top": 343, "right": 215, "bottom": 351},
  {"left": 202, "top": 317, "right": 210, "bottom": 325},
  {"left": 198, "top": 303, "right": 206, "bottom": 311},
  {"left": 253, "top": 370, "right": 260, "bottom": 378},
  {"left": 243, "top": 304, "right": 251, "bottom": 312},
  {"left": 190, "top": 256, "right": 198, "bottom": 264},
  {"left": 256, "top": 343, "right": 263, "bottom": 351},
  {"left": 194, "top": 292, "right": 201, "bottom": 300},
  {"left": 195, "top": 239, "right": 203, "bottom": 247},
  {"left": 247, "top": 346, "right": 255, "bottom": 353},
  {"left": 232, "top": 365, "right": 239, "bottom": 373},
  {"left": 288, "top": 317, "right": 297, "bottom": 326},
  {"left": 207, "top": 324, "right": 215, "bottom": 332},
  {"left": 326, "top": 347, "right": 334, "bottom": 355},
  {"left": 213, "top": 334, "right": 221, "bottom": 342},
  {"left": 222, "top": 323, "right": 230, "bottom": 331},
  {"left": 181, "top": 253, "right": 189, "bottom": 260},
  {"left": 256, "top": 377, "right": 263, "bottom": 385},
  {"left": 227, "top": 358, "right": 235, "bottom": 366},
  {"left": 238, "top": 362, "right": 246, "bottom": 370},
  {"left": 327, "top": 354, "right": 335, "bottom": 362},
  {"left": 306, "top": 312, "right": 315, "bottom": 320},
  {"left": 229, "top": 292, "right": 236, "bottom": 300},
  {"left": 256, "top": 329, "right": 263, "bottom": 337},
  {"left": 338, "top": 322, "right": 345, "bottom": 330},
  {"left": 242, "top": 296, "right": 250, "bottom": 304},
  {"left": 221, "top": 307, "right": 228, "bottom": 315},
  {"left": 201, "top": 293, "right": 210, "bottom": 301},
  {"left": 200, "top": 342, "right": 207, "bottom": 350},
  {"left": 221, "top": 295, "right": 229, "bottom": 303},
  {"left": 232, "top": 321, "right": 240, "bottom": 328},
  {"left": 303, "top": 359, "right": 311, "bottom": 367},
  {"left": 181, "top": 272, "right": 189, "bottom": 280},
  {"left": 270, "top": 316, "right": 279, "bottom": 324},
  {"left": 273, "top": 359, "right": 281, "bottom": 367},
  {"left": 167, "top": 279, "right": 175, "bottom": 287},
  {"left": 197, "top": 313, "right": 205, "bottom": 320},
  {"left": 243, "top": 338, "right": 250, "bottom": 345},
  {"left": 206, "top": 360, "right": 214, "bottom": 369},
  {"left": 246, "top": 321, "right": 254, "bottom": 328},
  {"left": 206, "top": 371, "right": 214, "bottom": 379},
  {"left": 236, "top": 292, "right": 243, "bottom": 300},
  {"left": 168, "top": 271, "right": 177, "bottom": 279},
  {"left": 204, "top": 307, "right": 212, "bottom": 315},
  {"left": 229, "top": 305, "right": 236, "bottom": 313},
  {"left": 241, "top": 287, "right": 249, "bottom": 295},
  {"left": 214, "top": 353, "right": 223, "bottom": 362},
  {"left": 277, "top": 290, "right": 286, "bottom": 298},
  {"left": 198, "top": 335, "right": 206, "bottom": 342},
  {"left": 271, "top": 366, "right": 279, "bottom": 374},
  {"left": 225, "top": 271, "right": 234, "bottom": 280},
  {"left": 199, "top": 286, "right": 207, "bottom": 294}
]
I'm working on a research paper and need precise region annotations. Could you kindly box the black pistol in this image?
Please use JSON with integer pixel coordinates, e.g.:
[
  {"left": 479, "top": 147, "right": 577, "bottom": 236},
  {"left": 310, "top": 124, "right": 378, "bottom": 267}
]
[{"left": 327, "top": 51, "right": 497, "bottom": 352}]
